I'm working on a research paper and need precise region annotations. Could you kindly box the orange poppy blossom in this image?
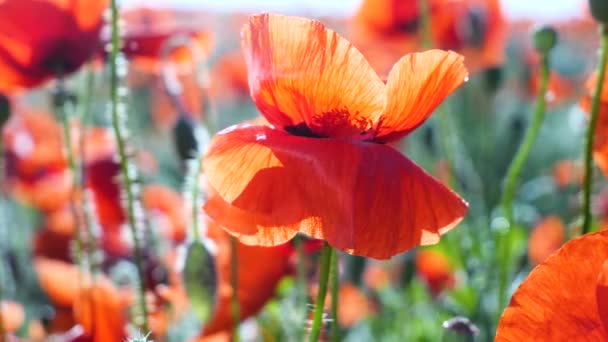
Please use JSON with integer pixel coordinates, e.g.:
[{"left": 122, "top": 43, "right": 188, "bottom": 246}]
[
  {"left": 495, "top": 230, "right": 608, "bottom": 340},
  {"left": 527, "top": 215, "right": 566, "bottom": 265},
  {"left": 210, "top": 50, "right": 253, "bottom": 101},
  {"left": 552, "top": 160, "right": 583, "bottom": 189},
  {"left": 415, "top": 249, "right": 455, "bottom": 295},
  {"left": 0, "top": 0, "right": 108, "bottom": 92},
  {"left": 202, "top": 13, "right": 469, "bottom": 259},
  {"left": 33, "top": 257, "right": 129, "bottom": 341},
  {"left": 581, "top": 69, "right": 608, "bottom": 177}
]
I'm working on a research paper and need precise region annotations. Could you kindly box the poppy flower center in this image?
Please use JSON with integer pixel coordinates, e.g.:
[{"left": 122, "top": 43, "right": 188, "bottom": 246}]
[{"left": 285, "top": 108, "right": 377, "bottom": 140}]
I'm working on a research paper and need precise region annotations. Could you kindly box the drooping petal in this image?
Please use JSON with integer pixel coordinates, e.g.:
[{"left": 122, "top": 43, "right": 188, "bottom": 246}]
[
  {"left": 496, "top": 230, "right": 608, "bottom": 341},
  {"left": 203, "top": 125, "right": 467, "bottom": 259},
  {"left": 242, "top": 13, "right": 385, "bottom": 139},
  {"left": 376, "top": 50, "right": 468, "bottom": 142},
  {"left": 597, "top": 260, "right": 608, "bottom": 332}
]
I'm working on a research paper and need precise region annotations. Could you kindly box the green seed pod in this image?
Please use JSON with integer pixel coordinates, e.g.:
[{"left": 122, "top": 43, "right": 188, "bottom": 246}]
[
  {"left": 183, "top": 240, "right": 217, "bottom": 324},
  {"left": 590, "top": 0, "right": 608, "bottom": 23},
  {"left": 0, "top": 93, "right": 9, "bottom": 128},
  {"left": 533, "top": 25, "right": 559, "bottom": 54}
]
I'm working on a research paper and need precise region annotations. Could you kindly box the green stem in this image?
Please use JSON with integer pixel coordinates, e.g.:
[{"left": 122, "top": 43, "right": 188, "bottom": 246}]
[
  {"left": 78, "top": 64, "right": 101, "bottom": 275},
  {"left": 230, "top": 236, "right": 240, "bottom": 342},
  {"left": 54, "top": 81, "right": 84, "bottom": 268},
  {"left": 582, "top": 25, "right": 608, "bottom": 235},
  {"left": 109, "top": 0, "right": 149, "bottom": 332},
  {"left": 498, "top": 53, "right": 550, "bottom": 312},
  {"left": 189, "top": 157, "right": 203, "bottom": 242},
  {"left": 329, "top": 249, "right": 339, "bottom": 342},
  {"left": 308, "top": 242, "right": 333, "bottom": 342},
  {"left": 419, "top": 0, "right": 434, "bottom": 49}
]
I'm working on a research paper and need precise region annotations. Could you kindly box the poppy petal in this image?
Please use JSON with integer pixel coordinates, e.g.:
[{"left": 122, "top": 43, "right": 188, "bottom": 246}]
[
  {"left": 376, "top": 50, "right": 467, "bottom": 142},
  {"left": 496, "top": 231, "right": 608, "bottom": 341},
  {"left": 203, "top": 124, "right": 467, "bottom": 259},
  {"left": 242, "top": 13, "right": 385, "bottom": 138}
]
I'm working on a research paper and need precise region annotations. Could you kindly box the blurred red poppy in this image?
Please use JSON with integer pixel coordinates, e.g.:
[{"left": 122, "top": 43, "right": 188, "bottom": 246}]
[
  {"left": 200, "top": 222, "right": 293, "bottom": 337},
  {"left": 415, "top": 249, "right": 455, "bottom": 295},
  {"left": 34, "top": 257, "right": 129, "bottom": 341},
  {"left": 351, "top": 0, "right": 505, "bottom": 74},
  {"left": 581, "top": 70, "right": 608, "bottom": 177},
  {"left": 1, "top": 301, "right": 25, "bottom": 333},
  {"left": 496, "top": 230, "right": 608, "bottom": 340},
  {"left": 0, "top": 0, "right": 108, "bottom": 92},
  {"left": 142, "top": 184, "right": 187, "bottom": 244},
  {"left": 203, "top": 14, "right": 468, "bottom": 259},
  {"left": 120, "top": 7, "right": 213, "bottom": 74},
  {"left": 527, "top": 216, "right": 566, "bottom": 265}
]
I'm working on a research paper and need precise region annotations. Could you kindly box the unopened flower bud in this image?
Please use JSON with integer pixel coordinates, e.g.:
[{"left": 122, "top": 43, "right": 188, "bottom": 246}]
[{"left": 533, "top": 25, "right": 558, "bottom": 54}]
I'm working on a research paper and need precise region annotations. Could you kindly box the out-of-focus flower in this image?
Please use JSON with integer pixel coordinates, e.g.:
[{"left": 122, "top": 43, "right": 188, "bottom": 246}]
[
  {"left": 527, "top": 216, "right": 566, "bottom": 265},
  {"left": 335, "top": 282, "right": 374, "bottom": 327},
  {"left": 199, "top": 222, "right": 293, "bottom": 337},
  {"left": 142, "top": 184, "right": 187, "bottom": 244},
  {"left": 1, "top": 301, "right": 25, "bottom": 333},
  {"left": 120, "top": 7, "right": 213, "bottom": 74},
  {"left": 210, "top": 51, "right": 250, "bottom": 101},
  {"left": 581, "top": 69, "right": 608, "bottom": 177},
  {"left": 203, "top": 13, "right": 468, "bottom": 259},
  {"left": 0, "top": 0, "right": 107, "bottom": 92},
  {"left": 552, "top": 160, "right": 583, "bottom": 189},
  {"left": 415, "top": 249, "right": 455, "bottom": 295},
  {"left": 496, "top": 230, "right": 608, "bottom": 340},
  {"left": 34, "top": 257, "right": 129, "bottom": 341},
  {"left": 351, "top": 0, "right": 506, "bottom": 75}
]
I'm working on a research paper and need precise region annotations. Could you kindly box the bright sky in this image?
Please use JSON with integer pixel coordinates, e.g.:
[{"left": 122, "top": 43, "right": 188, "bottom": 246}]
[{"left": 122, "top": 0, "right": 587, "bottom": 21}]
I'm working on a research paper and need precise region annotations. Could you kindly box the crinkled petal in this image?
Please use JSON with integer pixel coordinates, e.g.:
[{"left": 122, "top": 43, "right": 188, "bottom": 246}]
[{"left": 203, "top": 124, "right": 467, "bottom": 259}]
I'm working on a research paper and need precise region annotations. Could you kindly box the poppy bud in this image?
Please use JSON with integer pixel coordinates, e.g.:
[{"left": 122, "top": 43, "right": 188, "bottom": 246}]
[
  {"left": 442, "top": 316, "right": 479, "bottom": 342},
  {"left": 532, "top": 25, "right": 558, "bottom": 54},
  {"left": 183, "top": 240, "right": 217, "bottom": 324},
  {"left": 590, "top": 0, "right": 608, "bottom": 23},
  {"left": 0, "top": 93, "right": 9, "bottom": 128},
  {"left": 173, "top": 115, "right": 200, "bottom": 162}
]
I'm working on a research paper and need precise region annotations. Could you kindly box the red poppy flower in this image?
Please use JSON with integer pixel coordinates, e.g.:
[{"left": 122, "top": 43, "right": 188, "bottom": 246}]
[
  {"left": 200, "top": 222, "right": 293, "bottom": 337},
  {"left": 142, "top": 184, "right": 187, "bottom": 243},
  {"left": 552, "top": 160, "right": 583, "bottom": 189},
  {"left": 581, "top": 70, "right": 608, "bottom": 177},
  {"left": 0, "top": 0, "right": 108, "bottom": 92},
  {"left": 203, "top": 13, "right": 468, "bottom": 259},
  {"left": 210, "top": 51, "right": 250, "bottom": 100},
  {"left": 352, "top": 0, "right": 505, "bottom": 74},
  {"left": 34, "top": 257, "right": 129, "bottom": 341},
  {"left": 120, "top": 7, "right": 213, "bottom": 74},
  {"left": 527, "top": 216, "right": 566, "bottom": 266},
  {"left": 415, "top": 249, "right": 455, "bottom": 295},
  {"left": 496, "top": 230, "right": 608, "bottom": 340}
]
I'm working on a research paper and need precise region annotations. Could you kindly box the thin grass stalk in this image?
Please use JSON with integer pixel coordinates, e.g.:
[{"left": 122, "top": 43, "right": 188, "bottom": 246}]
[
  {"left": 109, "top": 0, "right": 149, "bottom": 332},
  {"left": 582, "top": 24, "right": 608, "bottom": 235}
]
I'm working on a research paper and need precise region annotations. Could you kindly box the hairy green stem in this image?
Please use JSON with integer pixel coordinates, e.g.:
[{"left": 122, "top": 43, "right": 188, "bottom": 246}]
[
  {"left": 54, "top": 81, "right": 84, "bottom": 268},
  {"left": 309, "top": 242, "right": 333, "bottom": 342},
  {"left": 109, "top": 0, "right": 149, "bottom": 332},
  {"left": 582, "top": 25, "right": 608, "bottom": 235},
  {"left": 230, "top": 236, "right": 240, "bottom": 342},
  {"left": 498, "top": 53, "right": 550, "bottom": 312},
  {"left": 329, "top": 250, "right": 339, "bottom": 342}
]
